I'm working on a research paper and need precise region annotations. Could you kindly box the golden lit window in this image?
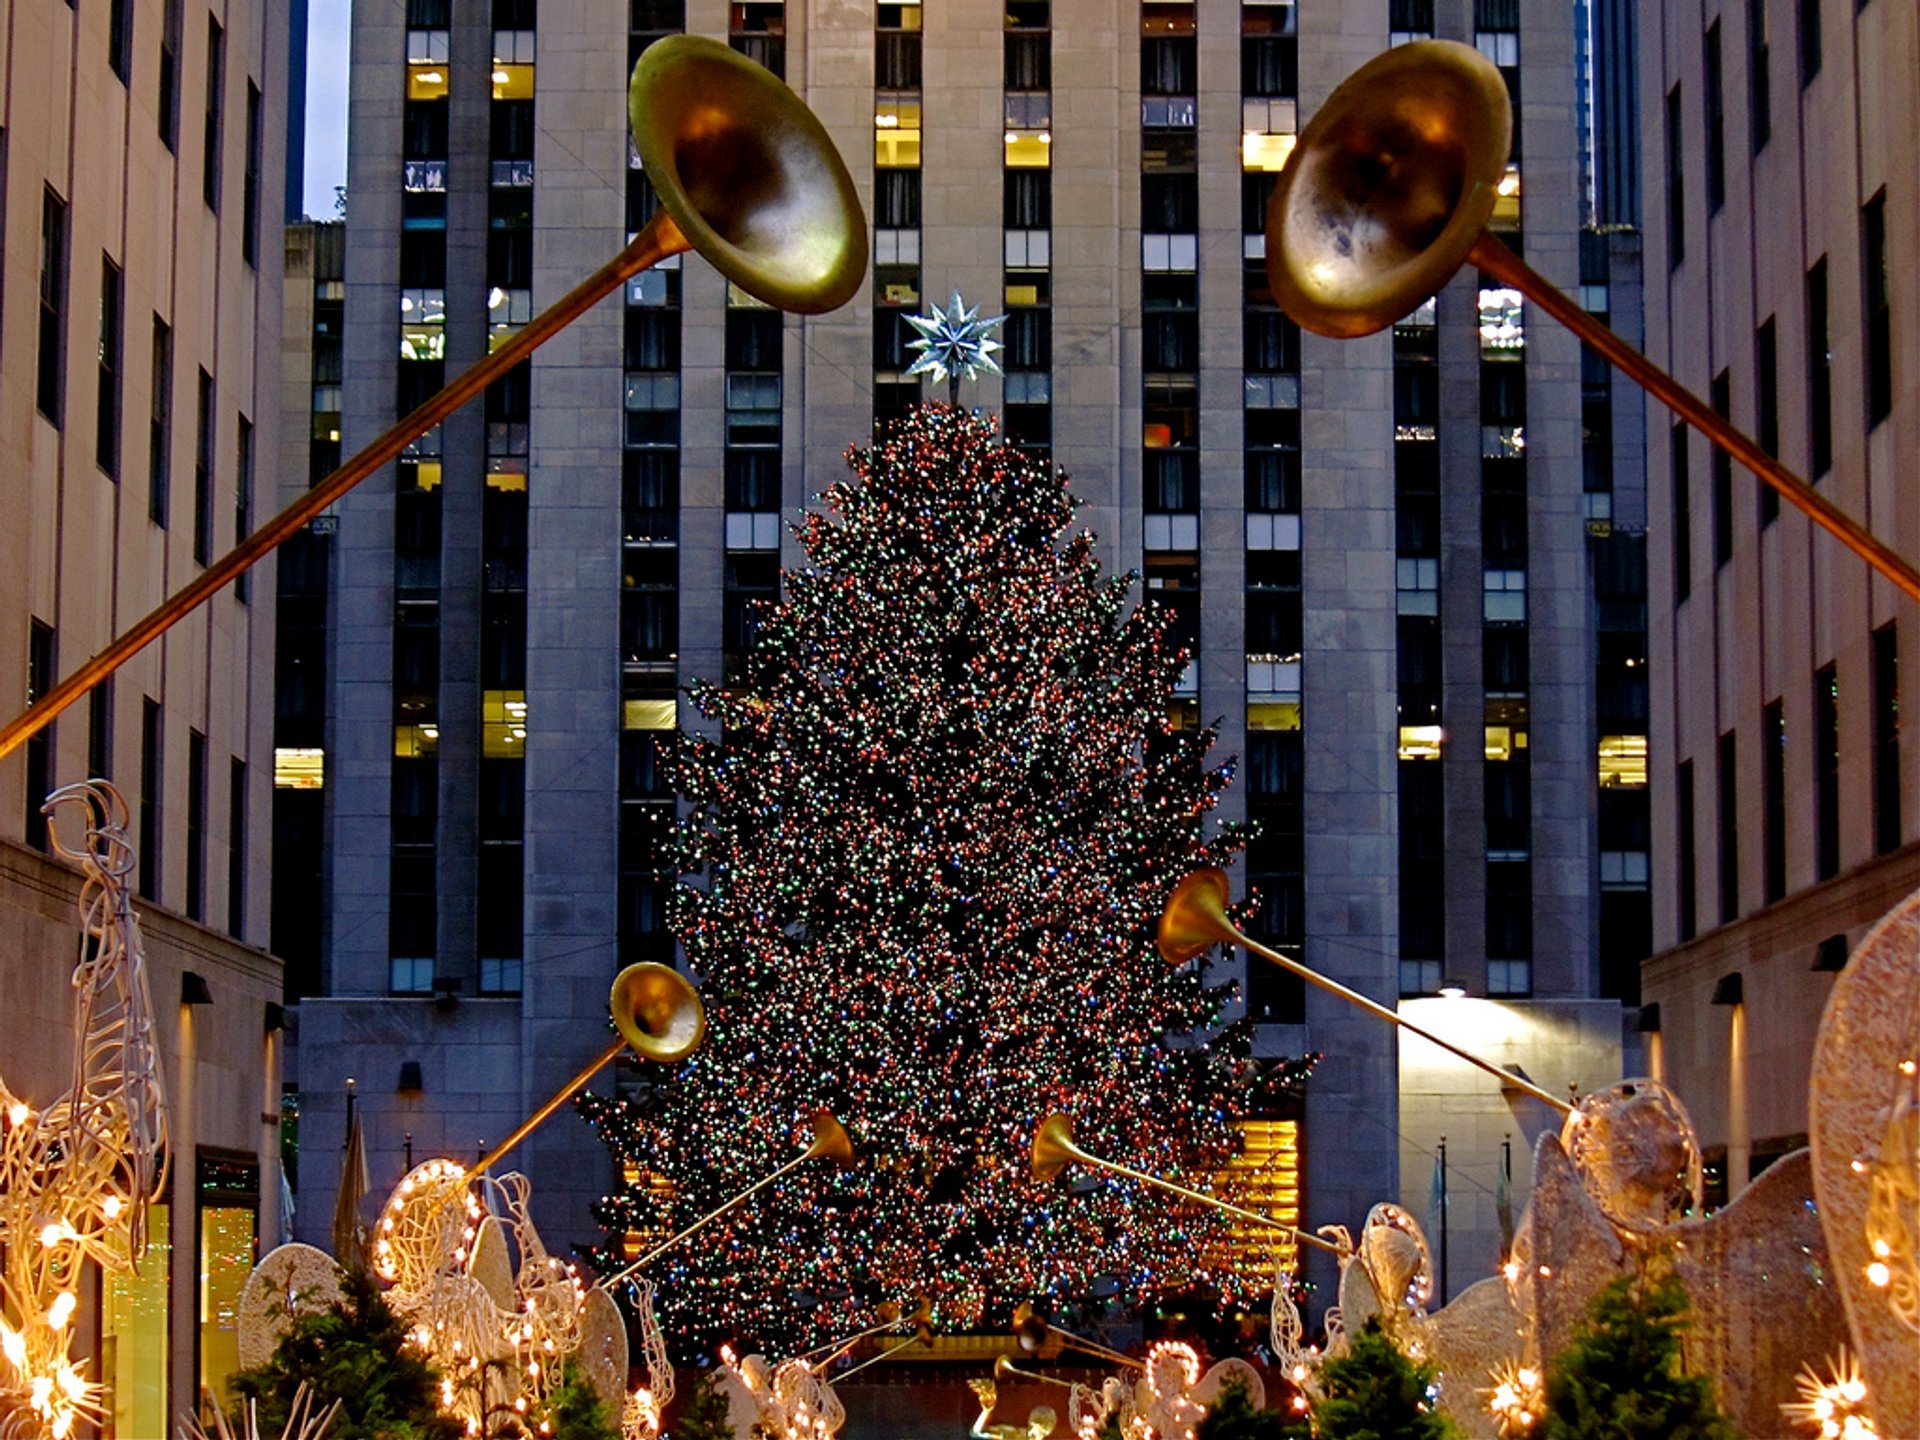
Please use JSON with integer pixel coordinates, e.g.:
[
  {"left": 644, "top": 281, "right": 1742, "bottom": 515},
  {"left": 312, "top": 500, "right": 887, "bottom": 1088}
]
[
  {"left": 1206, "top": 1118, "right": 1302, "bottom": 1287},
  {"left": 1248, "top": 701, "right": 1303, "bottom": 732},
  {"left": 274, "top": 748, "right": 325, "bottom": 790},
  {"left": 394, "top": 724, "right": 440, "bottom": 758},
  {"left": 1004, "top": 130, "right": 1052, "bottom": 168},
  {"left": 1241, "top": 131, "right": 1296, "bottom": 172},
  {"left": 483, "top": 690, "right": 529, "bottom": 758},
  {"left": 490, "top": 63, "right": 534, "bottom": 101},
  {"left": 623, "top": 698, "right": 678, "bottom": 731},
  {"left": 874, "top": 99, "right": 921, "bottom": 167},
  {"left": 1484, "top": 725, "right": 1528, "bottom": 760},
  {"left": 1489, "top": 163, "right": 1521, "bottom": 230},
  {"left": 1598, "top": 734, "right": 1648, "bottom": 787},
  {"left": 406, "top": 65, "right": 448, "bottom": 101},
  {"left": 1399, "top": 725, "right": 1444, "bottom": 760}
]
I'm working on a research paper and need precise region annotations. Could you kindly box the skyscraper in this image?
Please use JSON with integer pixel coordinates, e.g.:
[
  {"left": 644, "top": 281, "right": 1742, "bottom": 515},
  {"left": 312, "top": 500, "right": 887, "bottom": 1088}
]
[
  {"left": 0, "top": 0, "right": 291, "bottom": 1423},
  {"left": 1639, "top": 0, "right": 1918, "bottom": 1205},
  {"left": 297, "top": 0, "right": 1639, "bottom": 1301}
]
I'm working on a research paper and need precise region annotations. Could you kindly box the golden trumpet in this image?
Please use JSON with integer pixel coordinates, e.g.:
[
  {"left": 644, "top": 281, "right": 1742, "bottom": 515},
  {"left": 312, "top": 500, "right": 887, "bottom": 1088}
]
[
  {"left": 601, "top": 1108, "right": 857, "bottom": 1289},
  {"left": 1159, "top": 868, "right": 1571, "bottom": 1113},
  {"left": 994, "top": 1355, "right": 1080, "bottom": 1392},
  {"left": 1266, "top": 39, "right": 1919, "bottom": 600},
  {"left": 1013, "top": 1303, "right": 1142, "bottom": 1369},
  {"left": 0, "top": 36, "right": 868, "bottom": 761},
  {"left": 1030, "top": 1111, "right": 1342, "bottom": 1255},
  {"left": 471, "top": 962, "right": 704, "bottom": 1178}
]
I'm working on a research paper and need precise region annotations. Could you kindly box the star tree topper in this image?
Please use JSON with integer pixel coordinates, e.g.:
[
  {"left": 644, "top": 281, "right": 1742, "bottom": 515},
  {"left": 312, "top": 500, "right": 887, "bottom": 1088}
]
[{"left": 904, "top": 290, "right": 1007, "bottom": 402}]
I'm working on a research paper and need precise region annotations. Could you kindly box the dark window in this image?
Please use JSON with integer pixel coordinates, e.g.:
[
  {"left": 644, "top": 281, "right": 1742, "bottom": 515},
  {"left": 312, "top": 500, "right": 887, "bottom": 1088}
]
[
  {"left": 203, "top": 16, "right": 224, "bottom": 210},
  {"left": 1711, "top": 371, "right": 1732, "bottom": 566},
  {"left": 1863, "top": 188, "right": 1891, "bottom": 426},
  {"left": 1475, "top": 0, "right": 1519, "bottom": 26},
  {"left": 1002, "top": 170, "right": 1048, "bottom": 229},
  {"left": 409, "top": 0, "right": 451, "bottom": 24},
  {"left": 1671, "top": 424, "right": 1691, "bottom": 600},
  {"left": 1677, "top": 759, "right": 1697, "bottom": 939},
  {"left": 159, "top": 0, "right": 182, "bottom": 151},
  {"left": 242, "top": 82, "right": 262, "bottom": 267},
  {"left": 1142, "top": 173, "right": 1198, "bottom": 231},
  {"left": 1399, "top": 761, "right": 1445, "bottom": 959},
  {"left": 1717, "top": 730, "right": 1739, "bottom": 923},
  {"left": 235, "top": 415, "right": 253, "bottom": 602},
  {"left": 1806, "top": 257, "right": 1832, "bottom": 474},
  {"left": 97, "top": 255, "right": 122, "bottom": 476},
  {"left": 1003, "top": 309, "right": 1050, "bottom": 369},
  {"left": 1873, "top": 622, "right": 1900, "bottom": 853},
  {"left": 1243, "top": 310, "right": 1298, "bottom": 372},
  {"left": 1487, "top": 860, "right": 1532, "bottom": 961},
  {"left": 150, "top": 317, "right": 172, "bottom": 526},
  {"left": 109, "top": 0, "right": 133, "bottom": 81},
  {"left": 37, "top": 188, "right": 67, "bottom": 425},
  {"left": 1390, "top": 0, "right": 1434, "bottom": 30},
  {"left": 721, "top": 450, "right": 774, "bottom": 511},
  {"left": 1704, "top": 22, "right": 1725, "bottom": 211},
  {"left": 1665, "top": 85, "right": 1685, "bottom": 267},
  {"left": 1241, "top": 35, "right": 1297, "bottom": 97},
  {"left": 1748, "top": 0, "right": 1771, "bottom": 152},
  {"left": 88, "top": 681, "right": 112, "bottom": 781},
  {"left": 876, "top": 169, "right": 921, "bottom": 229},
  {"left": 1798, "top": 0, "right": 1821, "bottom": 81},
  {"left": 186, "top": 729, "right": 206, "bottom": 922},
  {"left": 1763, "top": 699, "right": 1786, "bottom": 902},
  {"left": 194, "top": 370, "right": 214, "bottom": 565},
  {"left": 876, "top": 31, "right": 921, "bottom": 89},
  {"left": 1815, "top": 662, "right": 1840, "bottom": 878},
  {"left": 403, "top": 100, "right": 449, "bottom": 160},
  {"left": 724, "top": 309, "right": 781, "bottom": 371},
  {"left": 25, "top": 621, "right": 54, "bottom": 850},
  {"left": 1005, "top": 31, "right": 1049, "bottom": 90},
  {"left": 140, "top": 698, "right": 162, "bottom": 900},
  {"left": 1756, "top": 317, "right": 1779, "bottom": 524},
  {"left": 1141, "top": 36, "right": 1195, "bottom": 95}
]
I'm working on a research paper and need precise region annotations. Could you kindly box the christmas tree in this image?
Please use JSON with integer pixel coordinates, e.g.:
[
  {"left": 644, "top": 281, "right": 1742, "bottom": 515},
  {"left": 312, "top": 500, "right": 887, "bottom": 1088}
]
[
  {"left": 1312, "top": 1321, "right": 1460, "bottom": 1440},
  {"left": 584, "top": 404, "right": 1286, "bottom": 1355},
  {"left": 1540, "top": 1267, "right": 1736, "bottom": 1440}
]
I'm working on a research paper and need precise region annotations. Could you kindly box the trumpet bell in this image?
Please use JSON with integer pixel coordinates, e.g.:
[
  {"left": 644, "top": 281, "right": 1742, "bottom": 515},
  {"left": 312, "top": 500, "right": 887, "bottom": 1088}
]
[
  {"left": 1031, "top": 1112, "right": 1085, "bottom": 1183},
  {"left": 808, "top": 1110, "right": 858, "bottom": 1167},
  {"left": 1156, "top": 868, "right": 1239, "bottom": 964},
  {"left": 630, "top": 36, "right": 867, "bottom": 315},
  {"left": 1015, "top": 1313, "right": 1049, "bottom": 1355},
  {"left": 610, "top": 963, "right": 706, "bottom": 1063},
  {"left": 1266, "top": 39, "right": 1512, "bottom": 339}
]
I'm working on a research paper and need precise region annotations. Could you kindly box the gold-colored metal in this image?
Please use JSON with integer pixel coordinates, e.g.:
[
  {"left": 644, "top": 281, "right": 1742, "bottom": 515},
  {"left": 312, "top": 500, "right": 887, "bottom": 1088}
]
[
  {"left": 630, "top": 37, "right": 867, "bottom": 315},
  {"left": 611, "top": 961, "right": 707, "bottom": 1063},
  {"left": 994, "top": 1355, "right": 1079, "bottom": 1392},
  {"left": 1266, "top": 40, "right": 1510, "bottom": 341},
  {"left": 472, "top": 963, "right": 706, "bottom": 1178},
  {"left": 601, "top": 1109, "right": 858, "bottom": 1289},
  {"left": 1266, "top": 38, "right": 1920, "bottom": 601},
  {"left": 1013, "top": 1304, "right": 1142, "bottom": 1369},
  {"left": 1158, "top": 867, "right": 1573, "bottom": 1114},
  {"left": 1029, "top": 1111, "right": 1343, "bottom": 1256},
  {"left": 0, "top": 36, "right": 868, "bottom": 763}
]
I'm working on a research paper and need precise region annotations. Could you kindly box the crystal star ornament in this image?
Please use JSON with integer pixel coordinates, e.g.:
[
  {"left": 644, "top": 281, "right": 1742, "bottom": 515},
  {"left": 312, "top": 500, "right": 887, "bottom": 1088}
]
[{"left": 903, "top": 290, "right": 1007, "bottom": 387}]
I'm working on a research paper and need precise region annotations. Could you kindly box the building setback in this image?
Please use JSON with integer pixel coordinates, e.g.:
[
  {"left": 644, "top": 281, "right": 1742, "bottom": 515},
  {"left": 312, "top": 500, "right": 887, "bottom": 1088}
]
[
  {"left": 0, "top": 0, "right": 290, "bottom": 1427},
  {"left": 295, "top": 0, "right": 1646, "bottom": 1305},
  {"left": 1639, "top": 0, "right": 1920, "bottom": 1201}
]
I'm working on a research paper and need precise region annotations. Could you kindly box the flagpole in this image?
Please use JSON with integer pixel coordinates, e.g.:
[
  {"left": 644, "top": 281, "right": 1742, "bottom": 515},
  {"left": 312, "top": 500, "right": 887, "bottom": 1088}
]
[{"left": 1437, "top": 1136, "right": 1449, "bottom": 1307}]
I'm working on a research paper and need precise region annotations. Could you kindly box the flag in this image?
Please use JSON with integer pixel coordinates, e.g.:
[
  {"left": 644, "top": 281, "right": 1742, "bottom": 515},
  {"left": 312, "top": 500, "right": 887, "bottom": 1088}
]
[
  {"left": 1496, "top": 1139, "right": 1515, "bottom": 1256},
  {"left": 331, "top": 1085, "right": 370, "bottom": 1268},
  {"left": 1428, "top": 1144, "right": 1447, "bottom": 1231}
]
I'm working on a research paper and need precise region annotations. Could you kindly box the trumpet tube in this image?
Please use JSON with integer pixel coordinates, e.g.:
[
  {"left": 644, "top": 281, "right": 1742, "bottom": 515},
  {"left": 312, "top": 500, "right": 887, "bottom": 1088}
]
[
  {"left": 830, "top": 1334, "right": 929, "bottom": 1382},
  {"left": 601, "top": 1111, "right": 855, "bottom": 1289},
  {"left": 1161, "top": 870, "right": 1572, "bottom": 1114},
  {"left": 994, "top": 1356, "right": 1081, "bottom": 1392},
  {"left": 1033, "top": 1111, "right": 1342, "bottom": 1256},
  {"left": 1018, "top": 1316, "right": 1142, "bottom": 1370},
  {"left": 1264, "top": 38, "right": 1920, "bottom": 601},
  {"left": 1467, "top": 233, "right": 1920, "bottom": 601},
  {"left": 0, "top": 36, "right": 866, "bottom": 761}
]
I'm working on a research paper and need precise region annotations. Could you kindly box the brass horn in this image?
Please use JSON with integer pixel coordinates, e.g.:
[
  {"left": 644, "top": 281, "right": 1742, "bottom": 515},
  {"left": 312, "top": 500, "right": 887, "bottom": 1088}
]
[
  {"left": 1030, "top": 1111, "right": 1341, "bottom": 1256},
  {"left": 601, "top": 1108, "right": 858, "bottom": 1289},
  {"left": 1159, "top": 868, "right": 1571, "bottom": 1114},
  {"left": 994, "top": 1355, "right": 1079, "bottom": 1392},
  {"left": 471, "top": 962, "right": 705, "bottom": 1177},
  {"left": 1267, "top": 39, "right": 1920, "bottom": 600},
  {"left": 1013, "top": 1303, "right": 1142, "bottom": 1369},
  {"left": 0, "top": 36, "right": 869, "bottom": 761}
]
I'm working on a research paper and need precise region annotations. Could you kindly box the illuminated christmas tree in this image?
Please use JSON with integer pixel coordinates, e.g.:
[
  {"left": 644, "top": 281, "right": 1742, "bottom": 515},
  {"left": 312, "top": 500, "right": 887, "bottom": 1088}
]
[{"left": 584, "top": 404, "right": 1299, "bottom": 1356}]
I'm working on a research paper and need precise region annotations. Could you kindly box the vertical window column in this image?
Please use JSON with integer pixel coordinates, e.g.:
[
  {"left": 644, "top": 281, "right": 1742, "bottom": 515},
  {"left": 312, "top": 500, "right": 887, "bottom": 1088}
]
[
  {"left": 1003, "top": 1, "right": 1051, "bottom": 457},
  {"left": 620, "top": 1, "right": 687, "bottom": 968},
  {"left": 873, "top": 1, "right": 923, "bottom": 426},
  {"left": 1873, "top": 623, "right": 1900, "bottom": 854},
  {"left": 390, "top": 0, "right": 453, "bottom": 995},
  {"left": 479, "top": 0, "right": 537, "bottom": 994},
  {"left": 25, "top": 620, "right": 54, "bottom": 850}
]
